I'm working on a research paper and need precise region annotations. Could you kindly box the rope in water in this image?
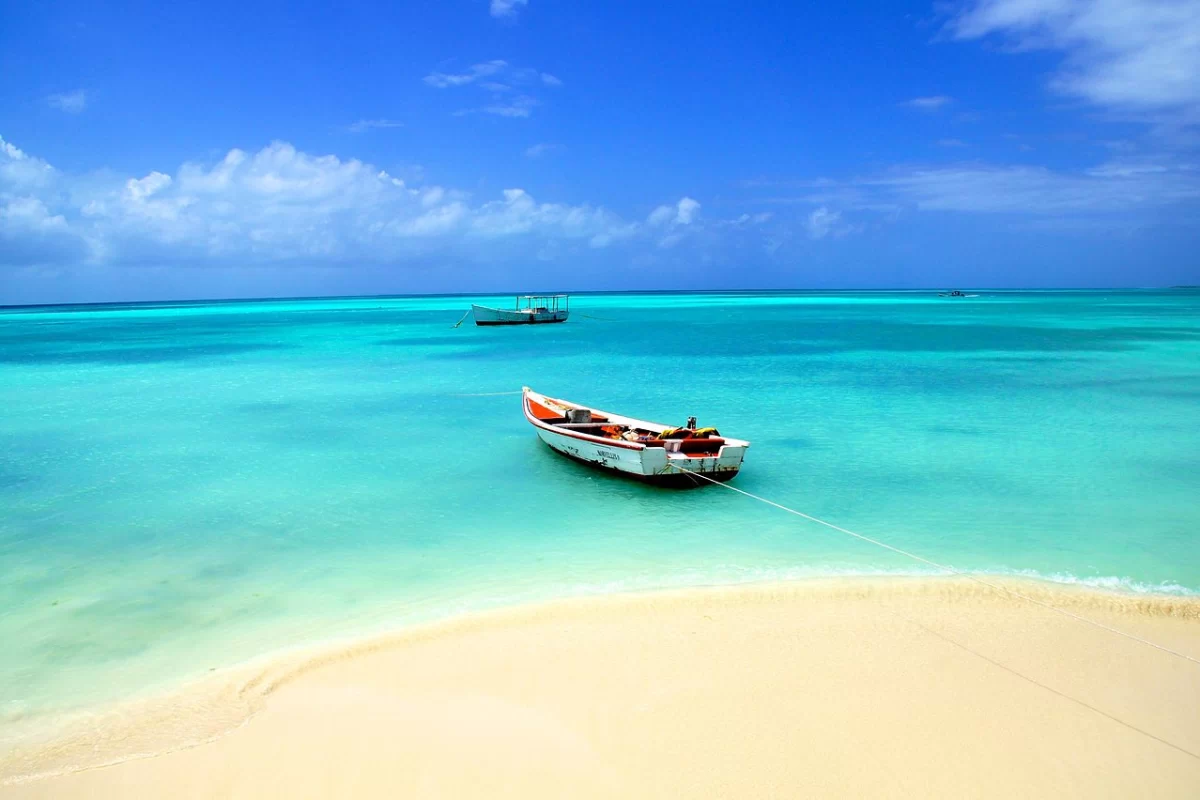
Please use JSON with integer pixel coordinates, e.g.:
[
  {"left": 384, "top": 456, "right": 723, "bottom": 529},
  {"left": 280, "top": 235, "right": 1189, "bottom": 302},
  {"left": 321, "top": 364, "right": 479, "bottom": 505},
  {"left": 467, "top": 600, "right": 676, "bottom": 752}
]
[
  {"left": 451, "top": 310, "right": 471, "bottom": 328},
  {"left": 453, "top": 390, "right": 523, "bottom": 397},
  {"left": 666, "top": 463, "right": 1200, "bottom": 667}
]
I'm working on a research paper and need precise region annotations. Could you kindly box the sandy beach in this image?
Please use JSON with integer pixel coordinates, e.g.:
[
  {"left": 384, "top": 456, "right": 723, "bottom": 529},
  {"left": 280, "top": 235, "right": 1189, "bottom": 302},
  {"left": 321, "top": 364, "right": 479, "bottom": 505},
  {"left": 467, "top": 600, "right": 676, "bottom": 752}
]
[{"left": 3, "top": 577, "right": 1199, "bottom": 799}]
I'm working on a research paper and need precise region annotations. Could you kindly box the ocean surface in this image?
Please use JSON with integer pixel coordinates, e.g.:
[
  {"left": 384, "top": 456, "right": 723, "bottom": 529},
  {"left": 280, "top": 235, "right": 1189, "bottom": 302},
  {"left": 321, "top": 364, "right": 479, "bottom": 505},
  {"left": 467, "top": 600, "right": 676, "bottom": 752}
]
[{"left": 2, "top": 290, "right": 1199, "bottom": 736}]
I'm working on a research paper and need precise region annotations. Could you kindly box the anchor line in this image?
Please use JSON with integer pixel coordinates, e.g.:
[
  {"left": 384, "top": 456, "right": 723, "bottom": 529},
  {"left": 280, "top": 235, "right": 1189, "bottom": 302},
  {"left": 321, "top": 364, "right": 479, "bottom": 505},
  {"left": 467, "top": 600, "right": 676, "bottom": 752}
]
[{"left": 665, "top": 463, "right": 1200, "bottom": 667}]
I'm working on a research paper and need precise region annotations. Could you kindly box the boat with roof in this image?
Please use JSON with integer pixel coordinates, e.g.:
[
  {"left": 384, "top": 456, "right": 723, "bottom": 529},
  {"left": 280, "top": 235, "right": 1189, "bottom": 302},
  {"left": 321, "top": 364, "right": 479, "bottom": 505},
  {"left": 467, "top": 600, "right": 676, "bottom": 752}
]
[
  {"left": 522, "top": 387, "right": 749, "bottom": 487},
  {"left": 472, "top": 295, "right": 569, "bottom": 326}
]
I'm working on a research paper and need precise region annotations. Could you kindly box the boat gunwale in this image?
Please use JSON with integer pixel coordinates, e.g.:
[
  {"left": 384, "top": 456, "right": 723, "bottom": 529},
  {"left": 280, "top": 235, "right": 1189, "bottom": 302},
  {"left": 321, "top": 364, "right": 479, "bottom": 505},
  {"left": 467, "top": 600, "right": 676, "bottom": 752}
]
[
  {"left": 522, "top": 389, "right": 646, "bottom": 451},
  {"left": 521, "top": 387, "right": 750, "bottom": 453}
]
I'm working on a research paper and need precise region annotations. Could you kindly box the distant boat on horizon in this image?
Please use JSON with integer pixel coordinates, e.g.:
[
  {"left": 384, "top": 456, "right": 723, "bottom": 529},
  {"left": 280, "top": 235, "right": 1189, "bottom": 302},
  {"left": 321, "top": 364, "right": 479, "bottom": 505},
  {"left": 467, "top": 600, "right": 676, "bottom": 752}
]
[
  {"left": 471, "top": 295, "right": 570, "bottom": 326},
  {"left": 938, "top": 290, "right": 978, "bottom": 298}
]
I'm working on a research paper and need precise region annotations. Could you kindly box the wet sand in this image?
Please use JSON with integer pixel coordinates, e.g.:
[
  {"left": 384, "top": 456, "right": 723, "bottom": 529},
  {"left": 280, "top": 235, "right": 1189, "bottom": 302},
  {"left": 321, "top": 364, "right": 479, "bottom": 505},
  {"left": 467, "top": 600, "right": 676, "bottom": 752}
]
[{"left": 3, "top": 578, "right": 1199, "bottom": 798}]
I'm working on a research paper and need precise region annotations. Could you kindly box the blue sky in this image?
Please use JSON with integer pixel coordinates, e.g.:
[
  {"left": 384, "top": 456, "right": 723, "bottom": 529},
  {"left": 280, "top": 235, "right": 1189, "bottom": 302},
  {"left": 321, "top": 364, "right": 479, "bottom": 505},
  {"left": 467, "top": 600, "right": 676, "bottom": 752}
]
[{"left": 1, "top": 0, "right": 1198, "bottom": 303}]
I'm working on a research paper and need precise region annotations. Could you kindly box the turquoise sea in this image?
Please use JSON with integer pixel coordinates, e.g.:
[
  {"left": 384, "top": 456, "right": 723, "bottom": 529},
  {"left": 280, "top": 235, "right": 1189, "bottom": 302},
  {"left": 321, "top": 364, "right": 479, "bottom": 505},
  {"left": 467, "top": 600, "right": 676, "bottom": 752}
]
[{"left": 2, "top": 290, "right": 1199, "bottom": 736}]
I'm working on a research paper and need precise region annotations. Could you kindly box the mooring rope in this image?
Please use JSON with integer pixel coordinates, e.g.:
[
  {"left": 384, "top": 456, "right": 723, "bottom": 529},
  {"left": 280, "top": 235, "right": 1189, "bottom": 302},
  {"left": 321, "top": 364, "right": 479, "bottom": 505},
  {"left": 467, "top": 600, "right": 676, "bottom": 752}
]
[
  {"left": 451, "top": 310, "right": 471, "bottom": 328},
  {"left": 453, "top": 390, "right": 523, "bottom": 397},
  {"left": 666, "top": 463, "right": 1200, "bottom": 667}
]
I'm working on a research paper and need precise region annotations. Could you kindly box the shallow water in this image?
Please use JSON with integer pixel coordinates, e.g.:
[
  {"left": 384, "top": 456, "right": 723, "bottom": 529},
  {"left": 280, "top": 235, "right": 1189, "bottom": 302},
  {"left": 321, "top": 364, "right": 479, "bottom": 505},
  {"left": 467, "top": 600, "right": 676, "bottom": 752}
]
[{"left": 2, "top": 289, "right": 1198, "bottom": 729}]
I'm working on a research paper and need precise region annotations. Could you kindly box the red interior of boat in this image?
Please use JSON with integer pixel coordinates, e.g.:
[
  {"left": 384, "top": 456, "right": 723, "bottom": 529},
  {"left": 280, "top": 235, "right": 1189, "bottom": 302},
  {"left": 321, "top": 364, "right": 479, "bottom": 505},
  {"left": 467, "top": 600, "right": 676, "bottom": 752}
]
[
  {"left": 527, "top": 398, "right": 562, "bottom": 420},
  {"left": 529, "top": 395, "right": 723, "bottom": 453},
  {"left": 529, "top": 397, "right": 608, "bottom": 423}
]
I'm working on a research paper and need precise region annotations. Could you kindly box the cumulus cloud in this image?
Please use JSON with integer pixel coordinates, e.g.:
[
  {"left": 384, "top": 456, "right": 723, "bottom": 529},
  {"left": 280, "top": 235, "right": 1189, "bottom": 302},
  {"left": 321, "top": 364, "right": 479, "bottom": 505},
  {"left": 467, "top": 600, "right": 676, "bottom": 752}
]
[
  {"left": 0, "top": 135, "right": 55, "bottom": 189},
  {"left": 645, "top": 197, "right": 701, "bottom": 248},
  {"left": 949, "top": 0, "right": 1200, "bottom": 120},
  {"left": 648, "top": 197, "right": 700, "bottom": 227},
  {"left": 805, "top": 207, "right": 843, "bottom": 239},
  {"left": 0, "top": 136, "right": 711, "bottom": 269},
  {"left": 1, "top": 197, "right": 68, "bottom": 233},
  {"left": 901, "top": 95, "right": 952, "bottom": 110},
  {"left": 47, "top": 90, "right": 87, "bottom": 113},
  {"left": 490, "top": 0, "right": 528, "bottom": 19}
]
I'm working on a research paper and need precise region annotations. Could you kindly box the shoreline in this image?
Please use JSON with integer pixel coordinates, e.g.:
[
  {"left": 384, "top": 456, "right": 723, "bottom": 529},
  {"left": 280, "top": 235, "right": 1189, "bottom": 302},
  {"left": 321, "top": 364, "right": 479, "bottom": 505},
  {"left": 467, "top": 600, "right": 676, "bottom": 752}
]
[
  {"left": 4, "top": 567, "right": 1196, "bottom": 741},
  {"left": 4, "top": 574, "right": 1200, "bottom": 796}
]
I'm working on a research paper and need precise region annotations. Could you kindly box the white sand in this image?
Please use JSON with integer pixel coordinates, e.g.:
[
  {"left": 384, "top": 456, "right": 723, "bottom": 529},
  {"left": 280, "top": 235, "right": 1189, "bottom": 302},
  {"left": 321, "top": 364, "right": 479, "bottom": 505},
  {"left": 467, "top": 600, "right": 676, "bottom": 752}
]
[{"left": 3, "top": 578, "right": 1199, "bottom": 798}]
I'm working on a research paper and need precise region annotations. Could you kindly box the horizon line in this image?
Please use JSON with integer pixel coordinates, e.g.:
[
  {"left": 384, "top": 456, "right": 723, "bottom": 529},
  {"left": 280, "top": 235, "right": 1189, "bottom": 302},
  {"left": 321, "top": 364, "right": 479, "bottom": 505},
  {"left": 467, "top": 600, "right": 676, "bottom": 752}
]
[{"left": 1, "top": 285, "right": 1194, "bottom": 312}]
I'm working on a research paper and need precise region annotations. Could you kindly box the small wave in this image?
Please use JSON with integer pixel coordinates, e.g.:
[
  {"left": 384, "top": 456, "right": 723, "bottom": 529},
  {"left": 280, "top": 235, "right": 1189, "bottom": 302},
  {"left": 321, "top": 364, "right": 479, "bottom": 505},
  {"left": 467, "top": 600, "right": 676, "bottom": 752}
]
[
  {"left": 518, "top": 564, "right": 1199, "bottom": 602},
  {"left": 998, "top": 569, "right": 1197, "bottom": 597}
]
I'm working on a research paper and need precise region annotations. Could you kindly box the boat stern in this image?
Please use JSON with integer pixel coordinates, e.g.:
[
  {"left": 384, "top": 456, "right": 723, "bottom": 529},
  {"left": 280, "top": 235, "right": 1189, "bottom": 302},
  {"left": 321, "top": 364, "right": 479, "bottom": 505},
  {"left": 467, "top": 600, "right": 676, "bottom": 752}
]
[{"left": 644, "top": 440, "right": 749, "bottom": 487}]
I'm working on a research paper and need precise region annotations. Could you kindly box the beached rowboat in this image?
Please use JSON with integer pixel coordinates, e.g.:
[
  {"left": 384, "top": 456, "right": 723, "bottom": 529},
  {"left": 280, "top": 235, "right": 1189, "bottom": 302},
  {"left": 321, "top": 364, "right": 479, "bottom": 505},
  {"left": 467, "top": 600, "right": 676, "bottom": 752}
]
[
  {"left": 472, "top": 295, "right": 569, "bottom": 325},
  {"left": 523, "top": 387, "right": 749, "bottom": 487}
]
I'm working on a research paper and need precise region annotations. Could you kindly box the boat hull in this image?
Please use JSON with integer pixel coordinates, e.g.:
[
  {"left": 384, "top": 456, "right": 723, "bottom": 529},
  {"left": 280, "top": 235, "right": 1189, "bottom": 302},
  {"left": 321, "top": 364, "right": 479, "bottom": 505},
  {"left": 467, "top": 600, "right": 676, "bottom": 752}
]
[
  {"left": 472, "top": 305, "right": 569, "bottom": 325},
  {"left": 524, "top": 389, "right": 748, "bottom": 489},
  {"left": 542, "top": 440, "right": 740, "bottom": 488}
]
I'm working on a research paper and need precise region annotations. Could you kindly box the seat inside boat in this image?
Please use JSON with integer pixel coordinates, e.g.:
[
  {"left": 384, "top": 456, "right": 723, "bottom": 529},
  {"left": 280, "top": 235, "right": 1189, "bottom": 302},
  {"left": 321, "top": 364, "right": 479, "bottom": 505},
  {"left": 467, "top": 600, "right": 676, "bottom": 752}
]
[{"left": 529, "top": 397, "right": 725, "bottom": 452}]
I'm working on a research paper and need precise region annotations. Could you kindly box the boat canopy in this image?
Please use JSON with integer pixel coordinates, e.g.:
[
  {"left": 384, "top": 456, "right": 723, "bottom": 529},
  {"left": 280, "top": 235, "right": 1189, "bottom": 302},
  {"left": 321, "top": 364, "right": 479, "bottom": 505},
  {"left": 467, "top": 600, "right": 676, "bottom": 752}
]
[{"left": 515, "top": 295, "right": 569, "bottom": 311}]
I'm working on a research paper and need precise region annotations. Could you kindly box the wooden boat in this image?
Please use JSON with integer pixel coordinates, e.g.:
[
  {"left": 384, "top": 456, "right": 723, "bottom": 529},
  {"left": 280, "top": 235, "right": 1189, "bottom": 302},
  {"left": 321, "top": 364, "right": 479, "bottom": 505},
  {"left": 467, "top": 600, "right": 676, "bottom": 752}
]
[
  {"left": 472, "top": 295, "right": 569, "bottom": 326},
  {"left": 523, "top": 387, "right": 749, "bottom": 487}
]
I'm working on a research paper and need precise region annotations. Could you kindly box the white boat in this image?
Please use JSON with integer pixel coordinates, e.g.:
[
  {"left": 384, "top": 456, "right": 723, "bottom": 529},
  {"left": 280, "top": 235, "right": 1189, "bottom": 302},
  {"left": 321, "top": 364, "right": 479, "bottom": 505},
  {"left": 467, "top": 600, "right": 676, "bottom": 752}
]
[
  {"left": 472, "top": 295, "right": 569, "bottom": 326},
  {"left": 523, "top": 387, "right": 749, "bottom": 488}
]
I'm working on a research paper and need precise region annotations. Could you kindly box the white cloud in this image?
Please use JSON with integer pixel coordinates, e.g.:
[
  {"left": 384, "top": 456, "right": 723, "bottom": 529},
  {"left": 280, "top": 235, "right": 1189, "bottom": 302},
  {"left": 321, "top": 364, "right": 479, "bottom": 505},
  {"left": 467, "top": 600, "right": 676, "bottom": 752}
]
[
  {"left": 648, "top": 196, "right": 701, "bottom": 226},
  {"left": 937, "top": 138, "right": 969, "bottom": 147},
  {"left": 949, "top": 0, "right": 1200, "bottom": 119},
  {"left": 424, "top": 60, "right": 508, "bottom": 88},
  {"left": 524, "top": 142, "right": 562, "bottom": 158},
  {"left": 420, "top": 186, "right": 446, "bottom": 207},
  {"left": 484, "top": 95, "right": 537, "bottom": 118},
  {"left": 490, "top": 0, "right": 528, "bottom": 19},
  {"left": 676, "top": 197, "right": 700, "bottom": 224},
  {"left": 901, "top": 95, "right": 952, "bottom": 110},
  {"left": 47, "top": 90, "right": 87, "bottom": 114},
  {"left": 455, "top": 95, "right": 538, "bottom": 118},
  {"left": 722, "top": 212, "right": 774, "bottom": 228},
  {"left": 791, "top": 160, "right": 1200, "bottom": 215},
  {"left": 346, "top": 119, "right": 404, "bottom": 133},
  {"left": 1, "top": 197, "right": 68, "bottom": 233},
  {"left": 395, "top": 202, "right": 468, "bottom": 236},
  {"left": 645, "top": 197, "right": 702, "bottom": 248},
  {"left": 0, "top": 136, "right": 716, "bottom": 269},
  {"left": 805, "top": 207, "right": 842, "bottom": 239},
  {"left": 647, "top": 205, "right": 675, "bottom": 226},
  {"left": 125, "top": 171, "right": 172, "bottom": 200},
  {"left": 0, "top": 135, "right": 55, "bottom": 189},
  {"left": 0, "top": 137, "right": 27, "bottom": 161},
  {"left": 427, "top": 61, "right": 557, "bottom": 118}
]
